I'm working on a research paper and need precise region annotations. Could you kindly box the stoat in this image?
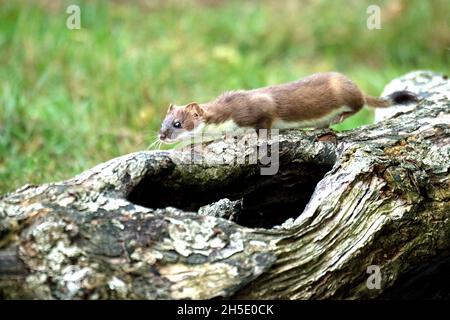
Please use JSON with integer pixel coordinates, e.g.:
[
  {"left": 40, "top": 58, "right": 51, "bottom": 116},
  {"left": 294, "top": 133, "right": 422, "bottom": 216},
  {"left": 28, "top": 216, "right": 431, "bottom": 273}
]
[{"left": 158, "top": 72, "right": 417, "bottom": 143}]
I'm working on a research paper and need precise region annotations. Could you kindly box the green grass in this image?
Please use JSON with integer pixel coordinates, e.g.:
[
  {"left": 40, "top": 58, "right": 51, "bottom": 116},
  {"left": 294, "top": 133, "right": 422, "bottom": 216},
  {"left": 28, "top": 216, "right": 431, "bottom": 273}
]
[{"left": 0, "top": 0, "right": 449, "bottom": 194}]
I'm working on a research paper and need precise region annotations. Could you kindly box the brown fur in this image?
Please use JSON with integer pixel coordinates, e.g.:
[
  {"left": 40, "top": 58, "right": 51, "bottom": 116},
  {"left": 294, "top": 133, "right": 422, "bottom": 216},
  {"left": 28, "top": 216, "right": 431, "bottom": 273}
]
[
  {"left": 200, "top": 72, "right": 371, "bottom": 128},
  {"left": 364, "top": 95, "right": 390, "bottom": 107},
  {"left": 159, "top": 72, "right": 415, "bottom": 141}
]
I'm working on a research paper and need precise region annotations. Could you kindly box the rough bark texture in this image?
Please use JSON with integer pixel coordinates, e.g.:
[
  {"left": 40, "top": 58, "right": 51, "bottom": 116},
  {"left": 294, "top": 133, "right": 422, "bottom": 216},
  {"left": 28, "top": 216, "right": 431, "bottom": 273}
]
[{"left": 1, "top": 71, "right": 450, "bottom": 300}]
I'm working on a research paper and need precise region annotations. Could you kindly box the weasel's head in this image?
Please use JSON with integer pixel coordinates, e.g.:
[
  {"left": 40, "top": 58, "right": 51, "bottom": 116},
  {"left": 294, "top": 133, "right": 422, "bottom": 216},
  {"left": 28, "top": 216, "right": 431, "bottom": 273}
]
[{"left": 158, "top": 102, "right": 204, "bottom": 143}]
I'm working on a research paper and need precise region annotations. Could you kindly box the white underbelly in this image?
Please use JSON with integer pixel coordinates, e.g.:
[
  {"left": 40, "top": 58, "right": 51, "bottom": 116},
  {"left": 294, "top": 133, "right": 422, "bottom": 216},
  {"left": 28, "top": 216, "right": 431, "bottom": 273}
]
[
  {"left": 202, "top": 120, "right": 248, "bottom": 136},
  {"left": 273, "top": 105, "right": 352, "bottom": 129}
]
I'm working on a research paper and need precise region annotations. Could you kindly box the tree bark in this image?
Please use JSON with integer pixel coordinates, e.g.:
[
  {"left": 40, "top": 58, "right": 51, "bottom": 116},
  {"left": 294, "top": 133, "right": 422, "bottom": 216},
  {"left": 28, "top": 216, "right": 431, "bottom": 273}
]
[{"left": 1, "top": 71, "right": 450, "bottom": 299}]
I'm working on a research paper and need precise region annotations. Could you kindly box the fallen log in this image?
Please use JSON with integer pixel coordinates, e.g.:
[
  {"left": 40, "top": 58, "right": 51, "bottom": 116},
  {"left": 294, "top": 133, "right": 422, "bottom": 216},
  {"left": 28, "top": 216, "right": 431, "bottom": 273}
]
[{"left": 1, "top": 71, "right": 449, "bottom": 299}]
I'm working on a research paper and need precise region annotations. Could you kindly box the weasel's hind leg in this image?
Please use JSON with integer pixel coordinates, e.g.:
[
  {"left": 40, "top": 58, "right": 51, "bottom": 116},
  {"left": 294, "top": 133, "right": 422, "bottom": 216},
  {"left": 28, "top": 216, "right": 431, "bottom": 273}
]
[
  {"left": 332, "top": 111, "right": 355, "bottom": 125},
  {"left": 332, "top": 100, "right": 363, "bottom": 125}
]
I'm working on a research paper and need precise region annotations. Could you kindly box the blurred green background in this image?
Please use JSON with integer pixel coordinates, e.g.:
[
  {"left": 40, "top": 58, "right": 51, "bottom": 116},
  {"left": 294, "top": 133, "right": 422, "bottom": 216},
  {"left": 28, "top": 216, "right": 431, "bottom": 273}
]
[{"left": 0, "top": 0, "right": 449, "bottom": 194}]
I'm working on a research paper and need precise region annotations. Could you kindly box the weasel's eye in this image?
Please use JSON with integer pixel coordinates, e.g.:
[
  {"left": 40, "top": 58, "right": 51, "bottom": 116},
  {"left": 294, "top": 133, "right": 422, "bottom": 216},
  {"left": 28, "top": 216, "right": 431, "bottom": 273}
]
[{"left": 173, "top": 121, "right": 182, "bottom": 128}]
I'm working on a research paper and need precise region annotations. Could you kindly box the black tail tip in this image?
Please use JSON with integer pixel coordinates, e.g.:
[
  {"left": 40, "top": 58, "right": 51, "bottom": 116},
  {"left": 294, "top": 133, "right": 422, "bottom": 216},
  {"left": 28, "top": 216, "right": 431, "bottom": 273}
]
[{"left": 388, "top": 90, "right": 419, "bottom": 105}]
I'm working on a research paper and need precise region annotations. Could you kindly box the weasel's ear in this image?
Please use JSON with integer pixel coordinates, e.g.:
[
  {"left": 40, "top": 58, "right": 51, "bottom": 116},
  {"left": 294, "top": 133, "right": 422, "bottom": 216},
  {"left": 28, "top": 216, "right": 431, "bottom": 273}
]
[
  {"left": 186, "top": 102, "right": 204, "bottom": 118},
  {"left": 167, "top": 104, "right": 175, "bottom": 114}
]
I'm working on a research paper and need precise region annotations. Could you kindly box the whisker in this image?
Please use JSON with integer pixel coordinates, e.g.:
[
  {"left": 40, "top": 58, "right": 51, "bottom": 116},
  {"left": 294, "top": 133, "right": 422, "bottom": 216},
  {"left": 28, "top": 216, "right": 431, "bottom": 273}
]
[{"left": 147, "top": 139, "right": 161, "bottom": 150}]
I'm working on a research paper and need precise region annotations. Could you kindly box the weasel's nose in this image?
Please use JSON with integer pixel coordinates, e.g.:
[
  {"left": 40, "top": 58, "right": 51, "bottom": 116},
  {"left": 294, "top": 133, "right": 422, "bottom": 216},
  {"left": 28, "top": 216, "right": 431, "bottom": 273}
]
[{"left": 159, "top": 132, "right": 166, "bottom": 140}]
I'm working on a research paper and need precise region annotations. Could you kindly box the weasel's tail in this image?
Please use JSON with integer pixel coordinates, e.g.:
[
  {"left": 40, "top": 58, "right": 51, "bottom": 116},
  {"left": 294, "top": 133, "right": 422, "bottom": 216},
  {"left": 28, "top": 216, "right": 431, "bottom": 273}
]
[{"left": 364, "top": 90, "right": 418, "bottom": 108}]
